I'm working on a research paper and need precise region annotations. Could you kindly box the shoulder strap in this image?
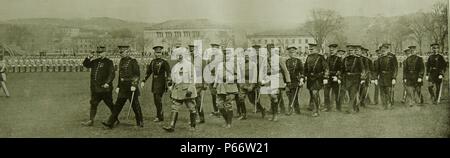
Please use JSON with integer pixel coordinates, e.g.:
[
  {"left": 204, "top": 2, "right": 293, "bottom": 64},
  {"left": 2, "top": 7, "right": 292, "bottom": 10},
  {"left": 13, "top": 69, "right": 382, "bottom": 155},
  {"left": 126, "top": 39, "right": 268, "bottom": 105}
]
[{"left": 312, "top": 55, "right": 321, "bottom": 72}]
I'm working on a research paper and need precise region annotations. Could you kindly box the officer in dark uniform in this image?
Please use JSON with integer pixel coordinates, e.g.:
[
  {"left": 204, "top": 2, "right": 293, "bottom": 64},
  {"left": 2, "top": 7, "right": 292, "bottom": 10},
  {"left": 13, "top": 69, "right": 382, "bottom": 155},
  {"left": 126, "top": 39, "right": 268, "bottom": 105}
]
[
  {"left": 81, "top": 46, "right": 115, "bottom": 126},
  {"left": 250, "top": 44, "right": 266, "bottom": 118},
  {"left": 372, "top": 49, "right": 381, "bottom": 105},
  {"left": 358, "top": 47, "right": 372, "bottom": 107},
  {"left": 374, "top": 43, "right": 398, "bottom": 110},
  {"left": 267, "top": 44, "right": 287, "bottom": 115},
  {"left": 341, "top": 45, "right": 366, "bottom": 113},
  {"left": 426, "top": 43, "right": 446, "bottom": 104},
  {"left": 285, "top": 44, "right": 304, "bottom": 114},
  {"left": 323, "top": 44, "right": 342, "bottom": 112},
  {"left": 103, "top": 45, "right": 143, "bottom": 128},
  {"left": 304, "top": 43, "right": 328, "bottom": 117},
  {"left": 403, "top": 46, "right": 425, "bottom": 107},
  {"left": 141, "top": 44, "right": 171, "bottom": 122}
]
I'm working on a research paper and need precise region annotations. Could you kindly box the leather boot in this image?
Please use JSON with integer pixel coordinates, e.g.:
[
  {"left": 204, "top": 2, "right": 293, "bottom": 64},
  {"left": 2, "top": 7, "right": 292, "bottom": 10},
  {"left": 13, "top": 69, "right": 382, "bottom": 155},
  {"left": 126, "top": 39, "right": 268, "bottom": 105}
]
[
  {"left": 135, "top": 109, "right": 144, "bottom": 128},
  {"left": 163, "top": 112, "right": 178, "bottom": 132},
  {"left": 189, "top": 113, "right": 197, "bottom": 131}
]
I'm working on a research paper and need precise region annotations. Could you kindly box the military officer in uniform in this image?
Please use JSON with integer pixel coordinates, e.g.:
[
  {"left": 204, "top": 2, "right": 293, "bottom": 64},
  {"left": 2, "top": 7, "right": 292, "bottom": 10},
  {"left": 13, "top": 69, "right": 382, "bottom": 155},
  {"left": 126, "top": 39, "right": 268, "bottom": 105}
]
[
  {"left": 374, "top": 43, "right": 398, "bottom": 110},
  {"left": 426, "top": 43, "right": 447, "bottom": 104},
  {"left": 189, "top": 44, "right": 207, "bottom": 123},
  {"left": 304, "top": 43, "right": 327, "bottom": 117},
  {"left": 285, "top": 45, "right": 304, "bottom": 114},
  {"left": 236, "top": 48, "right": 258, "bottom": 120},
  {"left": 267, "top": 44, "right": 287, "bottom": 115},
  {"left": 358, "top": 47, "right": 372, "bottom": 107},
  {"left": 141, "top": 44, "right": 171, "bottom": 122},
  {"left": 403, "top": 46, "right": 425, "bottom": 107},
  {"left": 81, "top": 46, "right": 116, "bottom": 126},
  {"left": 204, "top": 42, "right": 222, "bottom": 117},
  {"left": 103, "top": 45, "right": 143, "bottom": 129},
  {"left": 163, "top": 49, "right": 198, "bottom": 132},
  {"left": 323, "top": 44, "right": 342, "bottom": 112},
  {"left": 341, "top": 45, "right": 366, "bottom": 113},
  {"left": 372, "top": 49, "right": 381, "bottom": 105}
]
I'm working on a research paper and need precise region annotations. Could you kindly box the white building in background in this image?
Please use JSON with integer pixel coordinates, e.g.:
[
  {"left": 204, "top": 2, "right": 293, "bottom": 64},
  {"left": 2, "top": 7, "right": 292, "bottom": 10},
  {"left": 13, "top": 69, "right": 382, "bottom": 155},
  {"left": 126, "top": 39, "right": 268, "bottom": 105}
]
[
  {"left": 144, "top": 19, "right": 234, "bottom": 52},
  {"left": 247, "top": 30, "right": 315, "bottom": 52}
]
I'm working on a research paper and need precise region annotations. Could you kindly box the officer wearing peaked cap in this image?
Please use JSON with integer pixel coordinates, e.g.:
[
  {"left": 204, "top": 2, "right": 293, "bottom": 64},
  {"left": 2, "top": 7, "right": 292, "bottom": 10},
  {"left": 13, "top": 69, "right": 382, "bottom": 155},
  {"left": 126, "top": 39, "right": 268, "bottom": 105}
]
[
  {"left": 304, "top": 43, "right": 328, "bottom": 117},
  {"left": 323, "top": 44, "right": 342, "bottom": 112},
  {"left": 374, "top": 43, "right": 398, "bottom": 110},
  {"left": 341, "top": 44, "right": 366, "bottom": 113},
  {"left": 285, "top": 44, "right": 304, "bottom": 114},
  {"left": 426, "top": 43, "right": 446, "bottom": 104},
  {"left": 141, "top": 43, "right": 171, "bottom": 122},
  {"left": 403, "top": 46, "right": 425, "bottom": 106},
  {"left": 103, "top": 45, "right": 144, "bottom": 128},
  {"left": 81, "top": 46, "right": 115, "bottom": 126}
]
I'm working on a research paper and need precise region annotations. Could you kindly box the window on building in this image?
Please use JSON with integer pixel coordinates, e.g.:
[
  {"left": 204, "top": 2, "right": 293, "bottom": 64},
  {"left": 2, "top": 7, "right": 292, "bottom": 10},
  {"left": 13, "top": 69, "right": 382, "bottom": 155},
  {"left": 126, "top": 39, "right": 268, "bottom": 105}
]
[
  {"left": 292, "top": 39, "right": 295, "bottom": 43},
  {"left": 264, "top": 40, "right": 267, "bottom": 44},
  {"left": 165, "top": 32, "right": 172, "bottom": 37},
  {"left": 271, "top": 39, "right": 274, "bottom": 44},
  {"left": 175, "top": 32, "right": 181, "bottom": 37},
  {"left": 305, "top": 39, "right": 309, "bottom": 43},
  {"left": 192, "top": 31, "right": 200, "bottom": 37},
  {"left": 156, "top": 32, "right": 163, "bottom": 37},
  {"left": 258, "top": 39, "right": 261, "bottom": 43},
  {"left": 183, "top": 31, "right": 190, "bottom": 37},
  {"left": 298, "top": 39, "right": 302, "bottom": 44}
]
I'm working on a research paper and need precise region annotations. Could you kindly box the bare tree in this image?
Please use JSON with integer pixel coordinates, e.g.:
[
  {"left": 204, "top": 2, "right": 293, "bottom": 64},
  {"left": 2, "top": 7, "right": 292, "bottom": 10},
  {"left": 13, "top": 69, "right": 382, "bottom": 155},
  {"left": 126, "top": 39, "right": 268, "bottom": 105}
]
[
  {"left": 407, "top": 13, "right": 428, "bottom": 54},
  {"left": 424, "top": 0, "right": 448, "bottom": 52},
  {"left": 303, "top": 8, "right": 345, "bottom": 51}
]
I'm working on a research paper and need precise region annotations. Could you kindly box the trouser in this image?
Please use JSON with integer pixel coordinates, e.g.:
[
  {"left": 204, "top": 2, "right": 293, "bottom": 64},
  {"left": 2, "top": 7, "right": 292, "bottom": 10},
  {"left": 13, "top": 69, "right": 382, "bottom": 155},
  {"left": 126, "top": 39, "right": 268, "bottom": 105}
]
[
  {"left": 309, "top": 89, "right": 321, "bottom": 114},
  {"left": 209, "top": 84, "right": 218, "bottom": 113},
  {"left": 287, "top": 85, "right": 300, "bottom": 113},
  {"left": 344, "top": 82, "right": 360, "bottom": 112},
  {"left": 374, "top": 84, "right": 380, "bottom": 104},
  {"left": 247, "top": 88, "right": 265, "bottom": 113},
  {"left": 309, "top": 90, "right": 321, "bottom": 110},
  {"left": 106, "top": 95, "right": 143, "bottom": 126},
  {"left": 277, "top": 90, "right": 286, "bottom": 113},
  {"left": 1, "top": 81, "right": 10, "bottom": 97},
  {"left": 269, "top": 91, "right": 282, "bottom": 116},
  {"left": 89, "top": 92, "right": 114, "bottom": 121},
  {"left": 40, "top": 66, "right": 44, "bottom": 72},
  {"left": 359, "top": 82, "right": 370, "bottom": 107},
  {"left": 405, "top": 85, "right": 422, "bottom": 106},
  {"left": 428, "top": 80, "right": 442, "bottom": 104},
  {"left": 380, "top": 85, "right": 393, "bottom": 109},
  {"left": 236, "top": 93, "right": 246, "bottom": 116},
  {"left": 168, "top": 98, "right": 197, "bottom": 128},
  {"left": 194, "top": 89, "right": 205, "bottom": 121},
  {"left": 153, "top": 92, "right": 164, "bottom": 120},
  {"left": 217, "top": 94, "right": 235, "bottom": 125},
  {"left": 324, "top": 82, "right": 340, "bottom": 110}
]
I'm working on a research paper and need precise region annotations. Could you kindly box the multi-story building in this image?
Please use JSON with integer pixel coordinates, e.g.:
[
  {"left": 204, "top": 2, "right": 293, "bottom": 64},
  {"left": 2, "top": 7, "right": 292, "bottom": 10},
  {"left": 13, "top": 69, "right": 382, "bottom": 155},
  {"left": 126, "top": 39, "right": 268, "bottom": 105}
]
[
  {"left": 247, "top": 30, "right": 315, "bottom": 52},
  {"left": 144, "top": 19, "right": 234, "bottom": 52}
]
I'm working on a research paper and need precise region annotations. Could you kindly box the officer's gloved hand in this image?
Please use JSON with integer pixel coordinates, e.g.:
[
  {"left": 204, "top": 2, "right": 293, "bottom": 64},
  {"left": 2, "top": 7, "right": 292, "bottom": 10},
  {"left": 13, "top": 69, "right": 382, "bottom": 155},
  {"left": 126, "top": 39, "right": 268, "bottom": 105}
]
[
  {"left": 131, "top": 86, "right": 136, "bottom": 92},
  {"left": 438, "top": 75, "right": 443, "bottom": 79},
  {"left": 140, "top": 82, "right": 145, "bottom": 89},
  {"left": 332, "top": 76, "right": 338, "bottom": 82},
  {"left": 371, "top": 80, "right": 375, "bottom": 84},
  {"left": 425, "top": 76, "right": 429, "bottom": 81},
  {"left": 337, "top": 79, "right": 341, "bottom": 84},
  {"left": 392, "top": 79, "right": 396, "bottom": 85},
  {"left": 323, "top": 79, "right": 328, "bottom": 84},
  {"left": 360, "top": 80, "right": 365, "bottom": 84},
  {"left": 403, "top": 79, "right": 407, "bottom": 83},
  {"left": 418, "top": 78, "right": 422, "bottom": 82},
  {"left": 374, "top": 80, "right": 378, "bottom": 85},
  {"left": 115, "top": 88, "right": 119, "bottom": 94},
  {"left": 102, "top": 83, "right": 109, "bottom": 88}
]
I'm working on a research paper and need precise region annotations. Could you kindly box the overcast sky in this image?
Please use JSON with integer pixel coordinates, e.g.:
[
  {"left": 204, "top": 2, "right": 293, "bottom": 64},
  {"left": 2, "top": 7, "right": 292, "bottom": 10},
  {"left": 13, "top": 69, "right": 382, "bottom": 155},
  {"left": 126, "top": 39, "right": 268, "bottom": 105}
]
[{"left": 0, "top": 0, "right": 442, "bottom": 23}]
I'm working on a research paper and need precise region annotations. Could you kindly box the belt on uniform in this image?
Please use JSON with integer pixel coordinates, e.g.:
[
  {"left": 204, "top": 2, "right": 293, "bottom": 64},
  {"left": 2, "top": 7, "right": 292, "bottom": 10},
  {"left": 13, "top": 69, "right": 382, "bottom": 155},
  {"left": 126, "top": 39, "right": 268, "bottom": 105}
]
[
  {"left": 381, "top": 71, "right": 392, "bottom": 73},
  {"left": 120, "top": 78, "right": 132, "bottom": 81},
  {"left": 346, "top": 73, "right": 360, "bottom": 75},
  {"left": 309, "top": 73, "right": 323, "bottom": 76}
]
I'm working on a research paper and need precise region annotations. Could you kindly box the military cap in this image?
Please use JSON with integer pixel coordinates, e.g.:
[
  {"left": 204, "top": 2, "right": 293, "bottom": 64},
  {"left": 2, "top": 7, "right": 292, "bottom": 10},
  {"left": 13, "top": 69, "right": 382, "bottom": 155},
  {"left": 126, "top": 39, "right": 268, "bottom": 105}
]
[
  {"left": 337, "top": 49, "right": 346, "bottom": 53},
  {"left": 430, "top": 43, "right": 439, "bottom": 47},
  {"left": 117, "top": 45, "right": 129, "bottom": 49},
  {"left": 188, "top": 44, "right": 195, "bottom": 47},
  {"left": 96, "top": 46, "right": 106, "bottom": 53},
  {"left": 210, "top": 39, "right": 221, "bottom": 46},
  {"left": 346, "top": 44, "right": 355, "bottom": 48},
  {"left": 380, "top": 43, "right": 391, "bottom": 48},
  {"left": 252, "top": 44, "right": 261, "bottom": 49},
  {"left": 403, "top": 49, "right": 410, "bottom": 53},
  {"left": 308, "top": 43, "right": 318, "bottom": 48},
  {"left": 408, "top": 45, "right": 417, "bottom": 49},
  {"left": 152, "top": 44, "right": 163, "bottom": 50},
  {"left": 287, "top": 44, "right": 297, "bottom": 50},
  {"left": 328, "top": 44, "right": 338, "bottom": 48}
]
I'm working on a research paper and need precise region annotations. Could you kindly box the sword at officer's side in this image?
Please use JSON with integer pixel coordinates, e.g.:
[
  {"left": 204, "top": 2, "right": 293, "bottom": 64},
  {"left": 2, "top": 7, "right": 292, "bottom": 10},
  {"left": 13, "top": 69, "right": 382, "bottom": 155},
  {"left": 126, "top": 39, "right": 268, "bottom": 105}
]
[
  {"left": 199, "top": 90, "right": 205, "bottom": 113},
  {"left": 126, "top": 91, "right": 136, "bottom": 120},
  {"left": 289, "top": 86, "right": 300, "bottom": 111},
  {"left": 437, "top": 80, "right": 443, "bottom": 104}
]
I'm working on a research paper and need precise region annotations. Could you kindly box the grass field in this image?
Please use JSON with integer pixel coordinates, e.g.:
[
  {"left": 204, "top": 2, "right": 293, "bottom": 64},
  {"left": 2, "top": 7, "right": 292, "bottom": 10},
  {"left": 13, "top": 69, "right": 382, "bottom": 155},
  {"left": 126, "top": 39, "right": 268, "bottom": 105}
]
[{"left": 0, "top": 70, "right": 448, "bottom": 138}]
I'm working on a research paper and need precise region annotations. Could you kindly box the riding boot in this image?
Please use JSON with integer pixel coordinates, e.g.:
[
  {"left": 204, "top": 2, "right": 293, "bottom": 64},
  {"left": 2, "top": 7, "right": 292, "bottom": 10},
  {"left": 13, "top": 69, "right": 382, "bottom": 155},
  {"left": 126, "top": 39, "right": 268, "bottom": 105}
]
[
  {"left": 163, "top": 112, "right": 178, "bottom": 132},
  {"left": 190, "top": 113, "right": 197, "bottom": 130}
]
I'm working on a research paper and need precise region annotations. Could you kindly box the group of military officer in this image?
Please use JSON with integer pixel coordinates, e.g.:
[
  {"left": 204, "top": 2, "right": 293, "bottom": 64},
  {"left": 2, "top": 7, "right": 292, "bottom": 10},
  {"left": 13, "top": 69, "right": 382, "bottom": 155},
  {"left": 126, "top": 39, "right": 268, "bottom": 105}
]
[{"left": 80, "top": 41, "right": 447, "bottom": 133}]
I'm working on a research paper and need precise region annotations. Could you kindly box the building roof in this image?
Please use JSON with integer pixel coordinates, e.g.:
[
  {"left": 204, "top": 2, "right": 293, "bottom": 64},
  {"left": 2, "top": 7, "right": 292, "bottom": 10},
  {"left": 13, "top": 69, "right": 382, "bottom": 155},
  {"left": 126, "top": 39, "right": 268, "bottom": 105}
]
[
  {"left": 145, "top": 19, "right": 230, "bottom": 30},
  {"left": 248, "top": 29, "right": 309, "bottom": 38}
]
